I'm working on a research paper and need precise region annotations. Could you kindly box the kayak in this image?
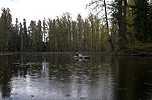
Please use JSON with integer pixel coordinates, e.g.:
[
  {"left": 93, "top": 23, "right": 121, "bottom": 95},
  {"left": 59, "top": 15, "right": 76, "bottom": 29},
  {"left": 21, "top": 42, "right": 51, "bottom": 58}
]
[{"left": 74, "top": 55, "right": 90, "bottom": 59}]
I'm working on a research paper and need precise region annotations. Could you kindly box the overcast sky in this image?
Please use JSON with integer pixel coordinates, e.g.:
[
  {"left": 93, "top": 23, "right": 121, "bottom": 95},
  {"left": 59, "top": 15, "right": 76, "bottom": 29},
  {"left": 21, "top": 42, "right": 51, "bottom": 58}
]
[{"left": 0, "top": 0, "right": 92, "bottom": 25}]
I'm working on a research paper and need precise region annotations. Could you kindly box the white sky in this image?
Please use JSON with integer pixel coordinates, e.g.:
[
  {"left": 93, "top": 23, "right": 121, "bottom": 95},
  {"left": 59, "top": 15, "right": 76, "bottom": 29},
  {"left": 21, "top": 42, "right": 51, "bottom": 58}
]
[{"left": 0, "top": 0, "right": 92, "bottom": 25}]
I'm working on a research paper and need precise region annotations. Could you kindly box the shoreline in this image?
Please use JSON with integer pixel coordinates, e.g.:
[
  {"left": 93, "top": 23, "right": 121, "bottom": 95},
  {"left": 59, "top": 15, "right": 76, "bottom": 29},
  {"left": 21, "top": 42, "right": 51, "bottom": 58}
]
[
  {"left": 112, "top": 51, "right": 152, "bottom": 56},
  {"left": 0, "top": 51, "right": 152, "bottom": 56},
  {"left": 0, "top": 52, "right": 108, "bottom": 55}
]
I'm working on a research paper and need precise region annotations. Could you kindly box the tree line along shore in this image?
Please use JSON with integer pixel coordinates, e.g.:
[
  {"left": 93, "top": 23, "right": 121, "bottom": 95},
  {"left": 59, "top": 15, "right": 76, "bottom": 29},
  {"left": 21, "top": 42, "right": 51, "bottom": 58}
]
[
  {"left": 0, "top": 50, "right": 152, "bottom": 56},
  {"left": 0, "top": 0, "right": 152, "bottom": 54}
]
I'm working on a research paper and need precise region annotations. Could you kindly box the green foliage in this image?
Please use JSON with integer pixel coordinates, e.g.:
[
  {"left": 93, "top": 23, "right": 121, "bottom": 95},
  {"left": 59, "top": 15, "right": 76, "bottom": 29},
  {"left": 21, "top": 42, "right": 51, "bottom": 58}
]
[
  {"left": 0, "top": 8, "right": 12, "bottom": 52},
  {"left": 133, "top": 0, "right": 151, "bottom": 43},
  {"left": 1, "top": 1, "right": 152, "bottom": 53},
  {"left": 114, "top": 43, "right": 152, "bottom": 53},
  {"left": 0, "top": 7, "right": 114, "bottom": 52},
  {"left": 28, "top": 20, "right": 43, "bottom": 51},
  {"left": 130, "top": 43, "right": 152, "bottom": 52}
]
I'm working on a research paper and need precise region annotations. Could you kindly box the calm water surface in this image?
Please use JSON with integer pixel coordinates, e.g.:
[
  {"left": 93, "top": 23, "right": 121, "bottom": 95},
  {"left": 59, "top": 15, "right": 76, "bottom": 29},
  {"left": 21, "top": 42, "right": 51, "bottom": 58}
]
[{"left": 0, "top": 53, "right": 152, "bottom": 100}]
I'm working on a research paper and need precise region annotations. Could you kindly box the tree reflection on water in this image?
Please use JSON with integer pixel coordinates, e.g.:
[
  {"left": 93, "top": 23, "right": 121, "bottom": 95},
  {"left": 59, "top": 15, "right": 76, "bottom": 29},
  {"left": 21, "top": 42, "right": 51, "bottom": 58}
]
[{"left": 0, "top": 54, "right": 152, "bottom": 100}]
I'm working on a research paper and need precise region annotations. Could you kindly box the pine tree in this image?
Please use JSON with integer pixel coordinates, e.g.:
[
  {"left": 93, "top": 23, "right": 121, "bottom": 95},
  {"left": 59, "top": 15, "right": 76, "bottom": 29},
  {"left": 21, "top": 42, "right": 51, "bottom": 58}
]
[
  {"left": 88, "top": 13, "right": 95, "bottom": 51},
  {"left": 23, "top": 19, "right": 28, "bottom": 51},
  {"left": 133, "top": 0, "right": 150, "bottom": 43},
  {"left": 72, "top": 21, "right": 78, "bottom": 52},
  {"left": 48, "top": 19, "right": 53, "bottom": 52},
  {"left": 20, "top": 22, "right": 23, "bottom": 51},
  {"left": 77, "top": 14, "right": 84, "bottom": 51},
  {"left": 0, "top": 8, "right": 12, "bottom": 52},
  {"left": 37, "top": 20, "right": 43, "bottom": 51},
  {"left": 14, "top": 18, "right": 19, "bottom": 51},
  {"left": 29, "top": 20, "right": 37, "bottom": 51},
  {"left": 42, "top": 18, "right": 47, "bottom": 51},
  {"left": 83, "top": 19, "right": 90, "bottom": 52}
]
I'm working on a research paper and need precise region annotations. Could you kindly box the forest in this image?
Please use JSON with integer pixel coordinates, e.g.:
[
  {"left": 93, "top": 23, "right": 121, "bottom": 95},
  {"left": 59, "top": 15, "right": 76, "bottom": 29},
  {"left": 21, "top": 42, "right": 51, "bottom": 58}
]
[{"left": 0, "top": 0, "right": 152, "bottom": 52}]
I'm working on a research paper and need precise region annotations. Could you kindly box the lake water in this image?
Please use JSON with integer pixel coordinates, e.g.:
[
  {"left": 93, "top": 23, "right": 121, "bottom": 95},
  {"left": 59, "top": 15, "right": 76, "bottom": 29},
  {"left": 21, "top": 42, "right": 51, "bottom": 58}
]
[{"left": 0, "top": 53, "right": 152, "bottom": 100}]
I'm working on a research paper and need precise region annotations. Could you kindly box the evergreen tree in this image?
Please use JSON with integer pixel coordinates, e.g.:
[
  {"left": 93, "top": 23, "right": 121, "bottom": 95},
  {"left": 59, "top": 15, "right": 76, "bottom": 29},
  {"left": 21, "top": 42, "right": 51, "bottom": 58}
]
[
  {"left": 37, "top": 20, "right": 43, "bottom": 51},
  {"left": 61, "top": 14, "right": 69, "bottom": 51},
  {"left": 83, "top": 19, "right": 90, "bottom": 52},
  {"left": 133, "top": 0, "right": 151, "bottom": 43},
  {"left": 64, "top": 12, "right": 72, "bottom": 51},
  {"left": 48, "top": 19, "right": 54, "bottom": 52},
  {"left": 52, "top": 19, "right": 58, "bottom": 52},
  {"left": 126, "top": 0, "right": 136, "bottom": 45},
  {"left": 0, "top": 8, "right": 12, "bottom": 52},
  {"left": 72, "top": 21, "right": 78, "bottom": 52},
  {"left": 77, "top": 14, "right": 84, "bottom": 51},
  {"left": 88, "top": 13, "right": 95, "bottom": 51},
  {"left": 23, "top": 19, "right": 28, "bottom": 51},
  {"left": 14, "top": 18, "right": 20, "bottom": 51},
  {"left": 29, "top": 20, "right": 37, "bottom": 51},
  {"left": 20, "top": 22, "right": 23, "bottom": 51},
  {"left": 111, "top": 0, "right": 127, "bottom": 48},
  {"left": 42, "top": 18, "right": 47, "bottom": 51}
]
